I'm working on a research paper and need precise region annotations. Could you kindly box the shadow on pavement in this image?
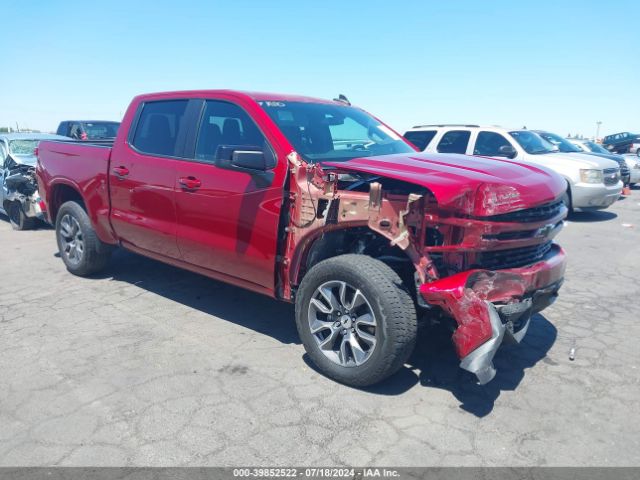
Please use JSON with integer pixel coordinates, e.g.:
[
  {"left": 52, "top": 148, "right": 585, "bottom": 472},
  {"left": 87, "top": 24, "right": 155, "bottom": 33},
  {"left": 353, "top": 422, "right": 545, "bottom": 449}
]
[
  {"left": 0, "top": 211, "right": 52, "bottom": 230},
  {"left": 94, "top": 249, "right": 299, "bottom": 345},
  {"left": 80, "top": 248, "right": 556, "bottom": 416},
  {"left": 567, "top": 210, "right": 617, "bottom": 222},
  {"left": 362, "top": 314, "right": 556, "bottom": 417}
]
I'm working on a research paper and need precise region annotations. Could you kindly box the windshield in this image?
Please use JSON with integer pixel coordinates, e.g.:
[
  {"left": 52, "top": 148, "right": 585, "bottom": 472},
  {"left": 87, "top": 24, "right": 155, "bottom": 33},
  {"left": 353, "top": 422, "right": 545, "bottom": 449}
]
[
  {"left": 82, "top": 122, "right": 120, "bottom": 139},
  {"left": 8, "top": 140, "right": 39, "bottom": 155},
  {"left": 584, "top": 141, "right": 610, "bottom": 154},
  {"left": 260, "top": 101, "right": 414, "bottom": 163},
  {"left": 538, "top": 132, "right": 582, "bottom": 153},
  {"left": 509, "top": 130, "right": 556, "bottom": 154}
]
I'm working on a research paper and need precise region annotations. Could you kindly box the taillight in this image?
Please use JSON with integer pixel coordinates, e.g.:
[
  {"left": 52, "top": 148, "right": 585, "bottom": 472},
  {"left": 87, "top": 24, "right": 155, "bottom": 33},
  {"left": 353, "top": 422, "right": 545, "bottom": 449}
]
[{"left": 38, "top": 200, "right": 47, "bottom": 212}]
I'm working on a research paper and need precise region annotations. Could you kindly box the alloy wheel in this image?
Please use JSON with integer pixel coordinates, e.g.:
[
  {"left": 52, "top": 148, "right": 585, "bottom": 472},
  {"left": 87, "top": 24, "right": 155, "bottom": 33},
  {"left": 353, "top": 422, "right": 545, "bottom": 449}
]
[
  {"left": 58, "top": 214, "right": 84, "bottom": 265},
  {"left": 307, "top": 280, "right": 377, "bottom": 367}
]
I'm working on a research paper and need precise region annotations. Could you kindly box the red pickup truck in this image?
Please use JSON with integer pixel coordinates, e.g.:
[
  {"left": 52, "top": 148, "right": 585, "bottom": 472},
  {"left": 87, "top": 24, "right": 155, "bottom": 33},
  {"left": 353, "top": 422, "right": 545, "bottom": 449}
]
[{"left": 36, "top": 90, "right": 567, "bottom": 386}]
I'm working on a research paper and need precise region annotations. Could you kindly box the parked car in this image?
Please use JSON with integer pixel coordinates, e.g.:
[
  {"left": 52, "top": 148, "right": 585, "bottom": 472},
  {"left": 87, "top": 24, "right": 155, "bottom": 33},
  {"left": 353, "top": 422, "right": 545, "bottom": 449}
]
[
  {"left": 56, "top": 120, "right": 120, "bottom": 140},
  {"left": 38, "top": 90, "right": 568, "bottom": 386},
  {"left": 602, "top": 131, "right": 640, "bottom": 154},
  {"left": 567, "top": 137, "right": 640, "bottom": 186},
  {"left": 0, "top": 133, "right": 69, "bottom": 229},
  {"left": 534, "top": 130, "right": 630, "bottom": 186},
  {"left": 404, "top": 125, "right": 622, "bottom": 211}
]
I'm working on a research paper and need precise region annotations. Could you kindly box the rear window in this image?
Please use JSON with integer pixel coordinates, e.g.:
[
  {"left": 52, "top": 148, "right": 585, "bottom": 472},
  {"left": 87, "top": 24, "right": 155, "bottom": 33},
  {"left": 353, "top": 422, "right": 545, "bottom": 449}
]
[
  {"left": 131, "top": 100, "right": 189, "bottom": 157},
  {"left": 81, "top": 122, "right": 120, "bottom": 139},
  {"left": 403, "top": 131, "right": 436, "bottom": 151},
  {"left": 436, "top": 130, "right": 470, "bottom": 154}
]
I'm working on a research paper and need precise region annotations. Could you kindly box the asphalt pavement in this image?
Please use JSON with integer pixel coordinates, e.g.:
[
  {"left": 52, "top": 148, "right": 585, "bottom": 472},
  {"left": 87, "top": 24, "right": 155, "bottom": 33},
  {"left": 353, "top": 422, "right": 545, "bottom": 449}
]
[{"left": 1, "top": 190, "right": 639, "bottom": 466}]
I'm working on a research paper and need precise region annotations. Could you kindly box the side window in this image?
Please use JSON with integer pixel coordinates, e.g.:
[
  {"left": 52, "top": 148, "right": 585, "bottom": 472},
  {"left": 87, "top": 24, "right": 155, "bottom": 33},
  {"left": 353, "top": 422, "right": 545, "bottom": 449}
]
[
  {"left": 403, "top": 131, "right": 437, "bottom": 151},
  {"left": 436, "top": 130, "right": 471, "bottom": 154},
  {"left": 69, "top": 123, "right": 82, "bottom": 139},
  {"left": 474, "top": 131, "right": 512, "bottom": 157},
  {"left": 131, "top": 100, "right": 189, "bottom": 157},
  {"left": 195, "top": 100, "right": 268, "bottom": 162}
]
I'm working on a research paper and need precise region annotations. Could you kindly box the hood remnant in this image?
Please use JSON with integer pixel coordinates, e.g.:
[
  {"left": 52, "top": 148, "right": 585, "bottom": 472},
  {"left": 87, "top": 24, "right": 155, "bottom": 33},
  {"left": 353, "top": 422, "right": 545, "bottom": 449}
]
[{"left": 323, "top": 152, "right": 567, "bottom": 216}]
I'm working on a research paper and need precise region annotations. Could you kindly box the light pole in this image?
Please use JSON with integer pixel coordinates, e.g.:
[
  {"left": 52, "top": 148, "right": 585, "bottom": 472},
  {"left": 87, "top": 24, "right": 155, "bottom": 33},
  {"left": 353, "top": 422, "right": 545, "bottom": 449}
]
[{"left": 596, "top": 121, "right": 602, "bottom": 141}]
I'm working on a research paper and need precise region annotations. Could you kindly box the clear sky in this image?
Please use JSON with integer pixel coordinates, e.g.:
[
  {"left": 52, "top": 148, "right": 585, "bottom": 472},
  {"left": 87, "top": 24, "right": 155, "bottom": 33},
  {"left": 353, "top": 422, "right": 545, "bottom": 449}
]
[{"left": 2, "top": 0, "right": 638, "bottom": 138}]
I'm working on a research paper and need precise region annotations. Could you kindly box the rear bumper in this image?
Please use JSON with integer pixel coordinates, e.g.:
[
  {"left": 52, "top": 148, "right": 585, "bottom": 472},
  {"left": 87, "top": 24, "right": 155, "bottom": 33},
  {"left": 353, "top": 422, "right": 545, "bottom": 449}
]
[{"left": 419, "top": 244, "right": 566, "bottom": 384}]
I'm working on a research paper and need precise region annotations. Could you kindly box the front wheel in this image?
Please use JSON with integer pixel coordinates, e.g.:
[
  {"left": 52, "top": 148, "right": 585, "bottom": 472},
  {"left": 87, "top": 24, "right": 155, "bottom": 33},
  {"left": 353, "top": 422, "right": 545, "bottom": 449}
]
[
  {"left": 295, "top": 254, "right": 417, "bottom": 387},
  {"left": 55, "top": 201, "right": 112, "bottom": 276},
  {"left": 561, "top": 189, "right": 572, "bottom": 213}
]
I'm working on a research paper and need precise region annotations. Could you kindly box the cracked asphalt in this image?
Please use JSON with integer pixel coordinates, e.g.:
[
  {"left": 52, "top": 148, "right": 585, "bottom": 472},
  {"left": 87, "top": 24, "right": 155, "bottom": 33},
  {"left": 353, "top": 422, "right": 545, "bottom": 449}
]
[{"left": 1, "top": 189, "right": 639, "bottom": 467}]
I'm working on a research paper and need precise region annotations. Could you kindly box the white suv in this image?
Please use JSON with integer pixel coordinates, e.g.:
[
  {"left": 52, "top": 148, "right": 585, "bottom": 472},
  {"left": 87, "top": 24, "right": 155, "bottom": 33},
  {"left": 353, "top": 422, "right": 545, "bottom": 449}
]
[{"left": 403, "top": 125, "right": 622, "bottom": 211}]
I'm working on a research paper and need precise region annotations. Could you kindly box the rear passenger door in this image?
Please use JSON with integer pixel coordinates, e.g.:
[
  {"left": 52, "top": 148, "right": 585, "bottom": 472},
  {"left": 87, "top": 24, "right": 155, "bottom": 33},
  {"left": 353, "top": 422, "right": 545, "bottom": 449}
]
[
  {"left": 174, "top": 99, "right": 283, "bottom": 289},
  {"left": 435, "top": 130, "right": 471, "bottom": 154},
  {"left": 109, "top": 99, "right": 191, "bottom": 258}
]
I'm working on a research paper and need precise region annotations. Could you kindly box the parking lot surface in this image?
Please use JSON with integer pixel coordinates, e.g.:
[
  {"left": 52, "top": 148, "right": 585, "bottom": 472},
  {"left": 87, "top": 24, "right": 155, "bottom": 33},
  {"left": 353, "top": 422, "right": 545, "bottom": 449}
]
[{"left": 1, "top": 191, "right": 639, "bottom": 467}]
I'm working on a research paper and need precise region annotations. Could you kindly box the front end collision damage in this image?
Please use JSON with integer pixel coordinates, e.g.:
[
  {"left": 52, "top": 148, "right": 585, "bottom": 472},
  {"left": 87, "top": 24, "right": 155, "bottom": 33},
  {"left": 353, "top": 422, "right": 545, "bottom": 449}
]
[
  {"left": 2, "top": 161, "right": 45, "bottom": 220},
  {"left": 281, "top": 152, "right": 567, "bottom": 384},
  {"left": 420, "top": 254, "right": 566, "bottom": 383}
]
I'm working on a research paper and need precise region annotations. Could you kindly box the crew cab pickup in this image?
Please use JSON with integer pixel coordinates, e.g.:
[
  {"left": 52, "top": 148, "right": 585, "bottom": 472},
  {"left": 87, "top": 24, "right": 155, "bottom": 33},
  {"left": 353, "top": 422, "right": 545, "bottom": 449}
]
[{"left": 37, "top": 90, "right": 568, "bottom": 386}]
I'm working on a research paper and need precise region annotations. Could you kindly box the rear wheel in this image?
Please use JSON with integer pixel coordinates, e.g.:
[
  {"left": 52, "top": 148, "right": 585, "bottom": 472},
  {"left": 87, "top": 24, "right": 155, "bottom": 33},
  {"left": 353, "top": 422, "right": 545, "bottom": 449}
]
[
  {"left": 295, "top": 254, "right": 417, "bottom": 387},
  {"left": 55, "top": 201, "right": 112, "bottom": 276},
  {"left": 8, "top": 202, "right": 37, "bottom": 231}
]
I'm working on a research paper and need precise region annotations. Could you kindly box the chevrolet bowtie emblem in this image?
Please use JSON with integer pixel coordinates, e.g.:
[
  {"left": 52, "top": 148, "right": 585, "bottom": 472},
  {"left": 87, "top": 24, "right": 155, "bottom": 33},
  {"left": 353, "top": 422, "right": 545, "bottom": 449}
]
[{"left": 535, "top": 223, "right": 556, "bottom": 238}]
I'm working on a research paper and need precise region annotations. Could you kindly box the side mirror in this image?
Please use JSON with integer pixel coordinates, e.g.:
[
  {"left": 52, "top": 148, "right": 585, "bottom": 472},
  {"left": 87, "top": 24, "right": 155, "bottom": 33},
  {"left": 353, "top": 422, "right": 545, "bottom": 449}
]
[
  {"left": 231, "top": 150, "right": 267, "bottom": 171},
  {"left": 498, "top": 145, "right": 517, "bottom": 159}
]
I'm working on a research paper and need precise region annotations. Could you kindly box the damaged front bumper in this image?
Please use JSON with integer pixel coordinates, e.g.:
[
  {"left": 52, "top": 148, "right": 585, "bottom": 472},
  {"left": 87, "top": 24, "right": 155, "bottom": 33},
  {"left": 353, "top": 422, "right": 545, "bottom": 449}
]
[{"left": 420, "top": 243, "right": 566, "bottom": 384}]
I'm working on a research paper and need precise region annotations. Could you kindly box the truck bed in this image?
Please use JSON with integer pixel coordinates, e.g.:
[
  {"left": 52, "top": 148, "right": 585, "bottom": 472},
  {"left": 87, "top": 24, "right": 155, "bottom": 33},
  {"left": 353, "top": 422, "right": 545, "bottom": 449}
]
[{"left": 36, "top": 140, "right": 115, "bottom": 243}]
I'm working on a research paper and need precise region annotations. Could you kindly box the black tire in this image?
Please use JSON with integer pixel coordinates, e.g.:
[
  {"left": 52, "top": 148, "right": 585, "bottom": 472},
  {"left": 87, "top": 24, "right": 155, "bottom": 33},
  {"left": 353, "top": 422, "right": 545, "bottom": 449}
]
[
  {"left": 636, "top": 148, "right": 639, "bottom": 157},
  {"left": 55, "top": 201, "right": 112, "bottom": 276},
  {"left": 8, "top": 202, "right": 37, "bottom": 231},
  {"left": 561, "top": 188, "right": 572, "bottom": 213},
  {"left": 295, "top": 254, "right": 417, "bottom": 387}
]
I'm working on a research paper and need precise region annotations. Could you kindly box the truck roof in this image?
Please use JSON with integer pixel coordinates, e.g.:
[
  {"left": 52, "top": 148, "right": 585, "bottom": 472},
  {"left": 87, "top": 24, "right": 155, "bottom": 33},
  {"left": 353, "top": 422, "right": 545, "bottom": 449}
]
[{"left": 132, "top": 90, "right": 342, "bottom": 105}]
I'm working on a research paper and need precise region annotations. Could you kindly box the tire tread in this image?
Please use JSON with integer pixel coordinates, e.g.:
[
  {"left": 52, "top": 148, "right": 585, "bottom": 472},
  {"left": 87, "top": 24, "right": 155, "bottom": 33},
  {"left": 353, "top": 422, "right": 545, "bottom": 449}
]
[
  {"left": 295, "top": 254, "right": 417, "bottom": 387},
  {"left": 56, "top": 201, "right": 111, "bottom": 276}
]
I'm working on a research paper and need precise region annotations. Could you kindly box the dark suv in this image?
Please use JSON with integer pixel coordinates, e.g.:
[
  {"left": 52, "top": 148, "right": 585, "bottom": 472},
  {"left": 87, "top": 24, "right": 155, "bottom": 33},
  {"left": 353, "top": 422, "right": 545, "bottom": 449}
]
[
  {"left": 602, "top": 132, "right": 640, "bottom": 154},
  {"left": 56, "top": 121, "right": 120, "bottom": 141}
]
